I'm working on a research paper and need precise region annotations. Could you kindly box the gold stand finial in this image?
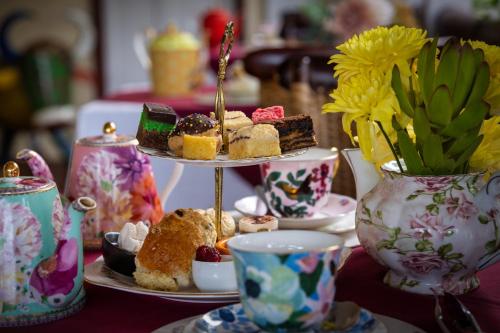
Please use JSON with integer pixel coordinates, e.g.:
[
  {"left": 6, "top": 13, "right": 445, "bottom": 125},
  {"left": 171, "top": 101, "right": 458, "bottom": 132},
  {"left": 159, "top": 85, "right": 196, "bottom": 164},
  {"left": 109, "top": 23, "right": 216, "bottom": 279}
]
[
  {"left": 3, "top": 161, "right": 20, "bottom": 177},
  {"left": 214, "top": 22, "right": 235, "bottom": 241},
  {"left": 103, "top": 122, "right": 117, "bottom": 135}
]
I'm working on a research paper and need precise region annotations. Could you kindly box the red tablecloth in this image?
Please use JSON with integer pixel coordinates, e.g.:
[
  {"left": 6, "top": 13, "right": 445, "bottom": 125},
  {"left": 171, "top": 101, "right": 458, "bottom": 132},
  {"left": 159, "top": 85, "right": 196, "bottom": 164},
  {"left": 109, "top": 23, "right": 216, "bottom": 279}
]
[{"left": 7, "top": 247, "right": 500, "bottom": 333}]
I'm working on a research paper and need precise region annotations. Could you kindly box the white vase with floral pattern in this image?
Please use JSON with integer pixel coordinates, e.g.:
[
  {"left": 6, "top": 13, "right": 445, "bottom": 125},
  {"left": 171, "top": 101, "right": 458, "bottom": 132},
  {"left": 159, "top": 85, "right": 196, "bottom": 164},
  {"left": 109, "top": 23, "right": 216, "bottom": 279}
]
[{"left": 346, "top": 152, "right": 500, "bottom": 295}]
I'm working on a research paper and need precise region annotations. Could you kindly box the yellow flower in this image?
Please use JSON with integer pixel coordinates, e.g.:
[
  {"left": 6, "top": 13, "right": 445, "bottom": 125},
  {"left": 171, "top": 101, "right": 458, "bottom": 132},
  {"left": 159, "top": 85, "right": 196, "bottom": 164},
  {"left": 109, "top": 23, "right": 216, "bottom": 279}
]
[
  {"left": 470, "top": 116, "right": 500, "bottom": 172},
  {"left": 464, "top": 40, "right": 500, "bottom": 114},
  {"left": 323, "top": 71, "right": 400, "bottom": 162},
  {"left": 330, "top": 25, "right": 427, "bottom": 82}
]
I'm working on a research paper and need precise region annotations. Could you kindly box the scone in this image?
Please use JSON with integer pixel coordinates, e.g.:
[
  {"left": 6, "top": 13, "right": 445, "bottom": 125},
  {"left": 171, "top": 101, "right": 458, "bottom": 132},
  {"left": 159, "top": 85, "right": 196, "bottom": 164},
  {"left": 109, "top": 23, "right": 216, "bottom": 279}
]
[
  {"left": 168, "top": 114, "right": 222, "bottom": 156},
  {"left": 197, "top": 208, "right": 236, "bottom": 238},
  {"left": 210, "top": 111, "right": 253, "bottom": 148},
  {"left": 228, "top": 124, "right": 281, "bottom": 159},
  {"left": 134, "top": 209, "right": 216, "bottom": 291}
]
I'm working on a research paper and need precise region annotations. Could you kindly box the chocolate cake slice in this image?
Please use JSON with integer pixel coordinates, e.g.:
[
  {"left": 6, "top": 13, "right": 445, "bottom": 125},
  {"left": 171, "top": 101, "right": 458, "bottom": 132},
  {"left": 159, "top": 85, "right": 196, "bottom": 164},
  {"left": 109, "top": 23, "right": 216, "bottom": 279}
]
[
  {"left": 136, "top": 103, "right": 178, "bottom": 150},
  {"left": 261, "top": 115, "right": 318, "bottom": 152}
]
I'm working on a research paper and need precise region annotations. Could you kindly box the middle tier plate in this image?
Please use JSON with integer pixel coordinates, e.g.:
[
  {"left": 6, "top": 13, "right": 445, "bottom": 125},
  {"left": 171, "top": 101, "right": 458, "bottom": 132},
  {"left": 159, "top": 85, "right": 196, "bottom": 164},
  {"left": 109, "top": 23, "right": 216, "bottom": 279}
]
[{"left": 137, "top": 145, "right": 308, "bottom": 167}]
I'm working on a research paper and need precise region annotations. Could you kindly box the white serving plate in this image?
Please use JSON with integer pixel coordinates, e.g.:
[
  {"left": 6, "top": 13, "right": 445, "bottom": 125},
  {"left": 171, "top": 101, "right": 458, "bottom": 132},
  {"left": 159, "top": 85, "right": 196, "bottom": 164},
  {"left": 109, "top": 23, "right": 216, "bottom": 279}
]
[
  {"left": 84, "top": 258, "right": 239, "bottom": 303},
  {"left": 137, "top": 146, "right": 307, "bottom": 168}
]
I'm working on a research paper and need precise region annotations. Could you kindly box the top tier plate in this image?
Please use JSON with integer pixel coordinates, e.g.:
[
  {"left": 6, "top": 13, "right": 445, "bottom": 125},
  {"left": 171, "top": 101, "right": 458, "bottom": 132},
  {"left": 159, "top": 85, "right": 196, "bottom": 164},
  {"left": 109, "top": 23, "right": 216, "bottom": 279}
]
[{"left": 137, "top": 146, "right": 308, "bottom": 167}]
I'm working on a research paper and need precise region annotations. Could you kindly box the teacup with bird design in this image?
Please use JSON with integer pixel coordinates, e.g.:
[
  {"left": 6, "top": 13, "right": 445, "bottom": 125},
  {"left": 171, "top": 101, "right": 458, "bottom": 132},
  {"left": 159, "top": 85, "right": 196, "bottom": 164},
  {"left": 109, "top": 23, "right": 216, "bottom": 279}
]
[{"left": 259, "top": 147, "right": 338, "bottom": 218}]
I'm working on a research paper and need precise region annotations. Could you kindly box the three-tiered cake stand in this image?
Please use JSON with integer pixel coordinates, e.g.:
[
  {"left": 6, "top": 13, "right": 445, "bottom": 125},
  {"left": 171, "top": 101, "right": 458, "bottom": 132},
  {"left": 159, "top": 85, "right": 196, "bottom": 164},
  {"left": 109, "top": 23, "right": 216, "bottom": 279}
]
[{"left": 138, "top": 22, "right": 306, "bottom": 240}]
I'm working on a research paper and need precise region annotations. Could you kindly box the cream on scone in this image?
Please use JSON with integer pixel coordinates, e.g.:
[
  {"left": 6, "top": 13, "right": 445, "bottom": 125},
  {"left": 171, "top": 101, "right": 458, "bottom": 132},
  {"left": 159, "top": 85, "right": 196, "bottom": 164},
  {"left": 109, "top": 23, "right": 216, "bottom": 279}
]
[{"left": 228, "top": 124, "right": 281, "bottom": 159}]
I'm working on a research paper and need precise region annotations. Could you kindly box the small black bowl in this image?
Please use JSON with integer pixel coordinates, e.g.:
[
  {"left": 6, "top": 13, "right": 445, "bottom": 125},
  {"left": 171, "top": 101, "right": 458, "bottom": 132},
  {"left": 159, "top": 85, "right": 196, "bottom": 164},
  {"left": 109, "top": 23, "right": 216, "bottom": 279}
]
[{"left": 102, "top": 232, "right": 136, "bottom": 276}]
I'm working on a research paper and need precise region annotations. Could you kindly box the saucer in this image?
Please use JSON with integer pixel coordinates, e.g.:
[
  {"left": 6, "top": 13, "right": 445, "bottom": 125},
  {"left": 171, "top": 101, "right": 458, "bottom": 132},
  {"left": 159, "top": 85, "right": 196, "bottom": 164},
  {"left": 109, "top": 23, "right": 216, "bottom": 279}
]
[
  {"left": 234, "top": 194, "right": 357, "bottom": 230},
  {"left": 192, "top": 302, "right": 385, "bottom": 333}
]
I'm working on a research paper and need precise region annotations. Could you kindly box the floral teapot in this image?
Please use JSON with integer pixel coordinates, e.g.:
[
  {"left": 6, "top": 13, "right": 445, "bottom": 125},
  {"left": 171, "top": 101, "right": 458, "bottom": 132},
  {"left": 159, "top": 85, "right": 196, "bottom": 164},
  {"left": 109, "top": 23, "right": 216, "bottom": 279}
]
[
  {"left": 343, "top": 148, "right": 500, "bottom": 295},
  {"left": 17, "top": 122, "right": 183, "bottom": 249},
  {"left": 0, "top": 161, "right": 96, "bottom": 327}
]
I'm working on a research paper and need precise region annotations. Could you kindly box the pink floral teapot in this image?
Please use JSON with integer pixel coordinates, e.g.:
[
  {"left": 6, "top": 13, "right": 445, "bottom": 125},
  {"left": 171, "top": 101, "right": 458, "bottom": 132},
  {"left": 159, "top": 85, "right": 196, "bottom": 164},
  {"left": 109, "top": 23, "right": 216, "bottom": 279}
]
[{"left": 17, "top": 122, "right": 183, "bottom": 249}]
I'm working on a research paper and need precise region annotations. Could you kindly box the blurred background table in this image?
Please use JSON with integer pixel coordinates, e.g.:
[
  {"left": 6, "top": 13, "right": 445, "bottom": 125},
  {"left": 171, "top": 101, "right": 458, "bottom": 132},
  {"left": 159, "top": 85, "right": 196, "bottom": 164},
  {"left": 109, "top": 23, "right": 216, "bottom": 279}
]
[{"left": 7, "top": 247, "right": 500, "bottom": 333}]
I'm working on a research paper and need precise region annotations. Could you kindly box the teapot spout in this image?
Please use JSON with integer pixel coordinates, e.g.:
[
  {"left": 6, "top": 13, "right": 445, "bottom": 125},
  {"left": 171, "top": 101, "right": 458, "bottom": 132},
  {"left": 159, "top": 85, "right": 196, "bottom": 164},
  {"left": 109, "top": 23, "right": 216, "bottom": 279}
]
[
  {"left": 476, "top": 173, "right": 500, "bottom": 271},
  {"left": 341, "top": 148, "right": 381, "bottom": 201},
  {"left": 68, "top": 197, "right": 97, "bottom": 230},
  {"left": 16, "top": 149, "right": 55, "bottom": 181}
]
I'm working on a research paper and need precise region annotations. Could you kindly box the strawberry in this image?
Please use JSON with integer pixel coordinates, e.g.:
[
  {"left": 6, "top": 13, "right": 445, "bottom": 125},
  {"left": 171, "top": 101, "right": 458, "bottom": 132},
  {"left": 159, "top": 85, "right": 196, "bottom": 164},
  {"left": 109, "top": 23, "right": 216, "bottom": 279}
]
[{"left": 195, "top": 245, "right": 221, "bottom": 262}]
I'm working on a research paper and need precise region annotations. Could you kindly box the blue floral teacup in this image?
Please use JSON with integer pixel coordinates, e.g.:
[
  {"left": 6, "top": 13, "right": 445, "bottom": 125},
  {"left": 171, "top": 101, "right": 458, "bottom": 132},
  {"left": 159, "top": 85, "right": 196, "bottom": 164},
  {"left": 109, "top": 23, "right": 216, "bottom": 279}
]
[{"left": 227, "top": 230, "right": 344, "bottom": 332}]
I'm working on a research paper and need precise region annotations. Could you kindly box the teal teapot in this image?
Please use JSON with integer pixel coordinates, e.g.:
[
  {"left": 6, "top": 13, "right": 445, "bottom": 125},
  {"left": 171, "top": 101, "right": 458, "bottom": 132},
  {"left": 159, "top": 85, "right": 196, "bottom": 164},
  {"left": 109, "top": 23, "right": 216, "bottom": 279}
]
[{"left": 0, "top": 161, "right": 96, "bottom": 327}]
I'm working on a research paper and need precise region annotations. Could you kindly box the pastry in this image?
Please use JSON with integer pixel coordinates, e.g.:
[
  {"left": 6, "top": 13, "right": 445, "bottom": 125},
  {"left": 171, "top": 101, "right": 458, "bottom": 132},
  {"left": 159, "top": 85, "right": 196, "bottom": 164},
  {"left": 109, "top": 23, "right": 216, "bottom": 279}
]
[
  {"left": 198, "top": 208, "right": 236, "bottom": 238},
  {"left": 239, "top": 216, "right": 278, "bottom": 233},
  {"left": 252, "top": 106, "right": 284, "bottom": 123},
  {"left": 228, "top": 124, "right": 281, "bottom": 159},
  {"left": 134, "top": 209, "right": 216, "bottom": 291},
  {"left": 168, "top": 113, "right": 222, "bottom": 156},
  {"left": 210, "top": 111, "right": 253, "bottom": 148},
  {"left": 183, "top": 135, "right": 218, "bottom": 160},
  {"left": 260, "top": 115, "right": 318, "bottom": 152},
  {"left": 136, "top": 103, "right": 178, "bottom": 150}
]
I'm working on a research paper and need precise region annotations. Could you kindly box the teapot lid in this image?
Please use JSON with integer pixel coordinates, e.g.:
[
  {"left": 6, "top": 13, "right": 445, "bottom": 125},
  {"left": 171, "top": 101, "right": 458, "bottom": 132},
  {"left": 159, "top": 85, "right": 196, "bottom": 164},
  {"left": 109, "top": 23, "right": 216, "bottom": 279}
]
[
  {"left": 150, "top": 24, "right": 200, "bottom": 51},
  {"left": 0, "top": 161, "right": 55, "bottom": 195},
  {"left": 76, "top": 122, "right": 138, "bottom": 147}
]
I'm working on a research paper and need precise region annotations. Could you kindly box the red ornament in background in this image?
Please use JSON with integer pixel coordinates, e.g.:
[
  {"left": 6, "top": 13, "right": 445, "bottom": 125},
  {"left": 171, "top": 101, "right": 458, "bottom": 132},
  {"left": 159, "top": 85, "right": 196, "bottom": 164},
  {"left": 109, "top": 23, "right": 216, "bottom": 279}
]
[{"left": 202, "top": 8, "right": 239, "bottom": 48}]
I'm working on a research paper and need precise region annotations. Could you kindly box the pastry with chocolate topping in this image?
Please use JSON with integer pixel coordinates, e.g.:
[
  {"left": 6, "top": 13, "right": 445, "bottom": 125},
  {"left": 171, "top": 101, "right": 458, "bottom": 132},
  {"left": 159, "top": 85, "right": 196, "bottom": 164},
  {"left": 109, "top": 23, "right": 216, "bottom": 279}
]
[
  {"left": 167, "top": 113, "right": 222, "bottom": 157},
  {"left": 260, "top": 115, "right": 318, "bottom": 152},
  {"left": 239, "top": 215, "right": 278, "bottom": 233},
  {"left": 136, "top": 103, "right": 178, "bottom": 150}
]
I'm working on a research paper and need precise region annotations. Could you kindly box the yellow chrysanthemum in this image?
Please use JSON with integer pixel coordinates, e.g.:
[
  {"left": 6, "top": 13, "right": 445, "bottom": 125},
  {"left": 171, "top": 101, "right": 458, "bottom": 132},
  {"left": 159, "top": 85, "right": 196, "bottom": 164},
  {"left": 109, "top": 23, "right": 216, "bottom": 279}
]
[
  {"left": 470, "top": 116, "right": 500, "bottom": 172},
  {"left": 330, "top": 25, "right": 428, "bottom": 82},
  {"left": 323, "top": 71, "right": 400, "bottom": 162}
]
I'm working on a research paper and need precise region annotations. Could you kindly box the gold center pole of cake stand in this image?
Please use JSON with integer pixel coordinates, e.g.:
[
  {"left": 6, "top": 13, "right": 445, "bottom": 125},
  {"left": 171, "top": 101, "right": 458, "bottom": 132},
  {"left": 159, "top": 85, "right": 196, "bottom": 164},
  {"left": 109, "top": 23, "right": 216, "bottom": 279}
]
[{"left": 214, "top": 22, "right": 234, "bottom": 240}]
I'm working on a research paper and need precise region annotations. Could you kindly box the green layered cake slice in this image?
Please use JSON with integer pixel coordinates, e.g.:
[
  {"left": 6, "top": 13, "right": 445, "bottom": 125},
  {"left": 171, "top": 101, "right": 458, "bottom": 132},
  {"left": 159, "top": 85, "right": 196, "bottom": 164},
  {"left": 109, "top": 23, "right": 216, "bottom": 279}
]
[{"left": 136, "top": 103, "right": 178, "bottom": 150}]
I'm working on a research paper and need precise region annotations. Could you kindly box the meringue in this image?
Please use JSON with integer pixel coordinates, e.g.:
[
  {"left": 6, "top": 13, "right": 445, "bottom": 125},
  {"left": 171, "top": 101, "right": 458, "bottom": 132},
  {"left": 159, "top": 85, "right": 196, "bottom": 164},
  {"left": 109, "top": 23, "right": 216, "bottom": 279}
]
[{"left": 118, "top": 221, "right": 149, "bottom": 253}]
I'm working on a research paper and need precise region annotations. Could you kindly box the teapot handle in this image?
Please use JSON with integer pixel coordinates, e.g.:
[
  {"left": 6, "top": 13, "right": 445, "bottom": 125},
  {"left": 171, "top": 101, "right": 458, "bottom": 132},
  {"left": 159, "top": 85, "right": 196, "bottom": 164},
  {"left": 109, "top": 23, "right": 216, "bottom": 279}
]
[
  {"left": 133, "top": 29, "right": 155, "bottom": 70},
  {"left": 160, "top": 162, "right": 184, "bottom": 207}
]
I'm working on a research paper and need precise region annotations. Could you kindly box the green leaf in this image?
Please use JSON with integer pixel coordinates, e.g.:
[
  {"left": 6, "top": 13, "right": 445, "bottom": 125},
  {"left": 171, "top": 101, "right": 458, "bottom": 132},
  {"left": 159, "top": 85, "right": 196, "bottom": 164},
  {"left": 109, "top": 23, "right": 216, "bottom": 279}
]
[
  {"left": 287, "top": 172, "right": 301, "bottom": 187},
  {"left": 446, "top": 253, "right": 464, "bottom": 260},
  {"left": 376, "top": 239, "right": 395, "bottom": 250},
  {"left": 485, "top": 240, "right": 498, "bottom": 253},
  {"left": 432, "top": 192, "right": 445, "bottom": 204},
  {"left": 427, "top": 85, "right": 453, "bottom": 127},
  {"left": 391, "top": 65, "right": 414, "bottom": 117},
  {"left": 450, "top": 263, "right": 465, "bottom": 273},
  {"left": 478, "top": 215, "right": 490, "bottom": 224},
  {"left": 453, "top": 135, "right": 484, "bottom": 172},
  {"left": 438, "top": 243, "right": 453, "bottom": 257},
  {"left": 426, "top": 203, "right": 439, "bottom": 215},
  {"left": 394, "top": 118, "right": 428, "bottom": 175},
  {"left": 100, "top": 180, "right": 112, "bottom": 192},
  {"left": 299, "top": 261, "right": 324, "bottom": 296},
  {"left": 452, "top": 43, "right": 476, "bottom": 115},
  {"left": 269, "top": 171, "right": 281, "bottom": 181},
  {"left": 422, "top": 134, "right": 445, "bottom": 172},
  {"left": 415, "top": 239, "right": 433, "bottom": 251},
  {"left": 418, "top": 39, "right": 438, "bottom": 106},
  {"left": 435, "top": 40, "right": 460, "bottom": 91},
  {"left": 413, "top": 107, "right": 431, "bottom": 149},
  {"left": 466, "top": 62, "right": 490, "bottom": 106},
  {"left": 445, "top": 131, "right": 482, "bottom": 158},
  {"left": 406, "top": 194, "right": 419, "bottom": 200},
  {"left": 441, "top": 100, "right": 490, "bottom": 138},
  {"left": 296, "top": 169, "right": 306, "bottom": 178}
]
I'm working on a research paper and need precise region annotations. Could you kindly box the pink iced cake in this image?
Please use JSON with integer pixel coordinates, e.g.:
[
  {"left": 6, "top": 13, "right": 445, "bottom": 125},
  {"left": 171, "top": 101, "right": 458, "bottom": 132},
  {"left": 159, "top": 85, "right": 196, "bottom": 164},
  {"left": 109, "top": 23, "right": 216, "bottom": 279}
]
[{"left": 252, "top": 106, "right": 285, "bottom": 123}]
